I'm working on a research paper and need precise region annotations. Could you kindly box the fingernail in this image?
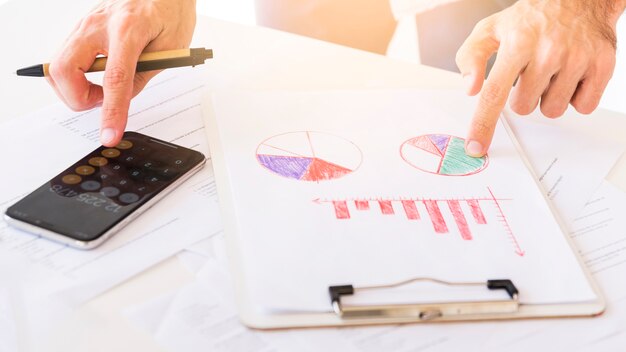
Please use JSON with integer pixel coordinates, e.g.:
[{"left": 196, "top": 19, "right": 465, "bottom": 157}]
[
  {"left": 100, "top": 128, "right": 116, "bottom": 145},
  {"left": 465, "top": 140, "right": 484, "bottom": 157},
  {"left": 463, "top": 73, "right": 474, "bottom": 95}
]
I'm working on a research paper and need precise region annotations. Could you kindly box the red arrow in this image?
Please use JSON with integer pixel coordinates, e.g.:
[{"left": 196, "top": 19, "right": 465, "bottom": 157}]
[{"left": 488, "top": 187, "right": 525, "bottom": 257}]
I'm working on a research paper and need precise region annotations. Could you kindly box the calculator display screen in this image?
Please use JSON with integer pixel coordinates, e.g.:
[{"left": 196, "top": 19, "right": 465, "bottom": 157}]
[{"left": 6, "top": 132, "right": 205, "bottom": 242}]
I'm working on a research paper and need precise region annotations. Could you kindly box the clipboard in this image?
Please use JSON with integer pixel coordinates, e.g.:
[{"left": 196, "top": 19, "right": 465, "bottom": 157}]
[{"left": 202, "top": 89, "right": 605, "bottom": 329}]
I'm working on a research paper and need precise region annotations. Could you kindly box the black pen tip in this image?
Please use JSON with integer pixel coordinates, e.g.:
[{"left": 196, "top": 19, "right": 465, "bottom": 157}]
[{"left": 16, "top": 64, "right": 45, "bottom": 77}]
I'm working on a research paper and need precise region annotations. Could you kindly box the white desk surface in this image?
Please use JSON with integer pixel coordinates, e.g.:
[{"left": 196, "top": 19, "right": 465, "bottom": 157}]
[{"left": 1, "top": 0, "right": 625, "bottom": 350}]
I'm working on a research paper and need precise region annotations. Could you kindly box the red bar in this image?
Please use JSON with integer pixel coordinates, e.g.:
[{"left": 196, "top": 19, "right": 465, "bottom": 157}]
[
  {"left": 378, "top": 200, "right": 394, "bottom": 215},
  {"left": 467, "top": 199, "right": 487, "bottom": 224},
  {"left": 423, "top": 200, "right": 448, "bottom": 233},
  {"left": 332, "top": 201, "right": 350, "bottom": 219},
  {"left": 401, "top": 200, "right": 420, "bottom": 220},
  {"left": 447, "top": 200, "right": 472, "bottom": 240},
  {"left": 355, "top": 200, "right": 370, "bottom": 211}
]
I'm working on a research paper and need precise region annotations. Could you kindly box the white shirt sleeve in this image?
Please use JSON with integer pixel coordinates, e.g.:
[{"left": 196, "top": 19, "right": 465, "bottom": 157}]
[
  {"left": 387, "top": 0, "right": 463, "bottom": 63},
  {"left": 389, "top": 0, "right": 464, "bottom": 20}
]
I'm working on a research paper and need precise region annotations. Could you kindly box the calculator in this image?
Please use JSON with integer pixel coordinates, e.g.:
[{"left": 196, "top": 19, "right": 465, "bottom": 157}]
[{"left": 5, "top": 132, "right": 206, "bottom": 249}]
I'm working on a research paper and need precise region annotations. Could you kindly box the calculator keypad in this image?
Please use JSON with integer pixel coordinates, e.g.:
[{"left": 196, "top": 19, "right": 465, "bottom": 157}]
[{"left": 54, "top": 137, "right": 179, "bottom": 206}]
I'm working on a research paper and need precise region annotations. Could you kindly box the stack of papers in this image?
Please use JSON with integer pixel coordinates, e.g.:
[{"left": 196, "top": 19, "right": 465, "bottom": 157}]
[{"left": 1, "top": 67, "right": 625, "bottom": 350}]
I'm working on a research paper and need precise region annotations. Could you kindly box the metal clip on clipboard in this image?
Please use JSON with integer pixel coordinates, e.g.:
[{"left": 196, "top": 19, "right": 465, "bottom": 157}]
[{"left": 329, "top": 278, "right": 519, "bottom": 321}]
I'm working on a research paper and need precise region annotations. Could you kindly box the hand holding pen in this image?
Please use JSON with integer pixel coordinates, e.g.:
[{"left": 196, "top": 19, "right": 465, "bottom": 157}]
[{"left": 37, "top": 0, "right": 198, "bottom": 147}]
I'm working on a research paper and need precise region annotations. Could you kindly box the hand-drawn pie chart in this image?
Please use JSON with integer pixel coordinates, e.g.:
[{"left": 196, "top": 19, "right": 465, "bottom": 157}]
[
  {"left": 256, "top": 131, "right": 362, "bottom": 182},
  {"left": 400, "top": 134, "right": 488, "bottom": 176}
]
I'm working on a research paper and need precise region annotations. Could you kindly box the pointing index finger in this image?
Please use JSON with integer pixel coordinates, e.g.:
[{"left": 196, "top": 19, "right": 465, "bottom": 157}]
[
  {"left": 465, "top": 48, "right": 525, "bottom": 157},
  {"left": 100, "top": 28, "right": 146, "bottom": 147}
]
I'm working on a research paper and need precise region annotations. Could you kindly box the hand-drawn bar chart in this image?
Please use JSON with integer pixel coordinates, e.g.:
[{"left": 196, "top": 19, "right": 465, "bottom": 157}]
[
  {"left": 256, "top": 131, "right": 362, "bottom": 182},
  {"left": 314, "top": 187, "right": 525, "bottom": 256},
  {"left": 400, "top": 134, "right": 488, "bottom": 176}
]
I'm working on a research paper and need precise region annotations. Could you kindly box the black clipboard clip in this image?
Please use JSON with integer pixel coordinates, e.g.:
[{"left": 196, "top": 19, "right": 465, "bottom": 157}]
[{"left": 329, "top": 278, "right": 519, "bottom": 321}]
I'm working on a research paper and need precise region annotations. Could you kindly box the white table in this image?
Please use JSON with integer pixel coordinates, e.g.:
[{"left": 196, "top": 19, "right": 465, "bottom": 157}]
[{"left": 1, "top": 1, "right": 625, "bottom": 350}]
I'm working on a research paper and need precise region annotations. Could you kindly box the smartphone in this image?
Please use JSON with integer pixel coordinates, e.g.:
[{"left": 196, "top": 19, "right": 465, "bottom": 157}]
[{"left": 4, "top": 132, "right": 206, "bottom": 250}]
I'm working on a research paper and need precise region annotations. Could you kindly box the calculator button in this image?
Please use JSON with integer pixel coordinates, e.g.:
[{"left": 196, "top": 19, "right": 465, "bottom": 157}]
[
  {"left": 136, "top": 186, "right": 148, "bottom": 193},
  {"left": 124, "top": 156, "right": 135, "bottom": 162},
  {"left": 62, "top": 174, "right": 81, "bottom": 185},
  {"left": 119, "top": 193, "right": 139, "bottom": 204},
  {"left": 158, "top": 168, "right": 178, "bottom": 178},
  {"left": 116, "top": 140, "right": 133, "bottom": 150},
  {"left": 148, "top": 176, "right": 160, "bottom": 183},
  {"left": 89, "top": 157, "right": 108, "bottom": 167},
  {"left": 136, "top": 146, "right": 151, "bottom": 155},
  {"left": 75, "top": 165, "right": 95, "bottom": 176},
  {"left": 174, "top": 160, "right": 183, "bottom": 166},
  {"left": 100, "top": 186, "right": 120, "bottom": 197},
  {"left": 117, "top": 179, "right": 130, "bottom": 187},
  {"left": 101, "top": 148, "right": 121, "bottom": 158},
  {"left": 81, "top": 180, "right": 101, "bottom": 191},
  {"left": 129, "top": 169, "right": 143, "bottom": 179}
]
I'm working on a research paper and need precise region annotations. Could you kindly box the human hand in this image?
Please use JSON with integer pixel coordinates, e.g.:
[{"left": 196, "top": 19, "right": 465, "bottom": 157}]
[
  {"left": 47, "top": 0, "right": 196, "bottom": 147},
  {"left": 456, "top": 0, "right": 625, "bottom": 157}
]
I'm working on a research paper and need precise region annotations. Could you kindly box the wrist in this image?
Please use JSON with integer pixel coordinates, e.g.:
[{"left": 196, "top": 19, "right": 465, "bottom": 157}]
[
  {"left": 567, "top": 0, "right": 624, "bottom": 48},
  {"left": 606, "top": 0, "right": 626, "bottom": 25}
]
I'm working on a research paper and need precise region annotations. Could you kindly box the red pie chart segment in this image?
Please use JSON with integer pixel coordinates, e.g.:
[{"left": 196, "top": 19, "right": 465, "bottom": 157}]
[
  {"left": 408, "top": 135, "right": 442, "bottom": 157},
  {"left": 300, "top": 158, "right": 353, "bottom": 181}
]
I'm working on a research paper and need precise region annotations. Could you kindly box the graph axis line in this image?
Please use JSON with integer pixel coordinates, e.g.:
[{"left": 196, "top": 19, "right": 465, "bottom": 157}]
[
  {"left": 312, "top": 197, "right": 512, "bottom": 203},
  {"left": 313, "top": 190, "right": 520, "bottom": 254},
  {"left": 488, "top": 187, "right": 525, "bottom": 257}
]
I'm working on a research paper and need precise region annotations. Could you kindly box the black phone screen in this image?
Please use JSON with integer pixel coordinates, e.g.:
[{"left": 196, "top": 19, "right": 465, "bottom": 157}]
[{"left": 6, "top": 132, "right": 205, "bottom": 242}]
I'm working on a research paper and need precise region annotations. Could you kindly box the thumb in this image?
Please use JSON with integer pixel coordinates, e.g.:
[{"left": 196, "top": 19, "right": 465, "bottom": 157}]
[{"left": 456, "top": 18, "right": 500, "bottom": 96}]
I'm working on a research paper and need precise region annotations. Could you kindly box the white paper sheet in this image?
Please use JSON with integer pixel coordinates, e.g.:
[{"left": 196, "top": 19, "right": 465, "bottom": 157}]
[
  {"left": 0, "top": 69, "right": 222, "bottom": 312},
  {"left": 0, "top": 246, "right": 74, "bottom": 352},
  {"left": 178, "top": 250, "right": 214, "bottom": 275},
  {"left": 453, "top": 181, "right": 626, "bottom": 352},
  {"left": 570, "top": 182, "right": 626, "bottom": 298},
  {"left": 0, "top": 271, "right": 18, "bottom": 352},
  {"left": 208, "top": 89, "right": 597, "bottom": 312},
  {"left": 504, "top": 109, "right": 624, "bottom": 223},
  {"left": 126, "top": 258, "right": 308, "bottom": 352}
]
